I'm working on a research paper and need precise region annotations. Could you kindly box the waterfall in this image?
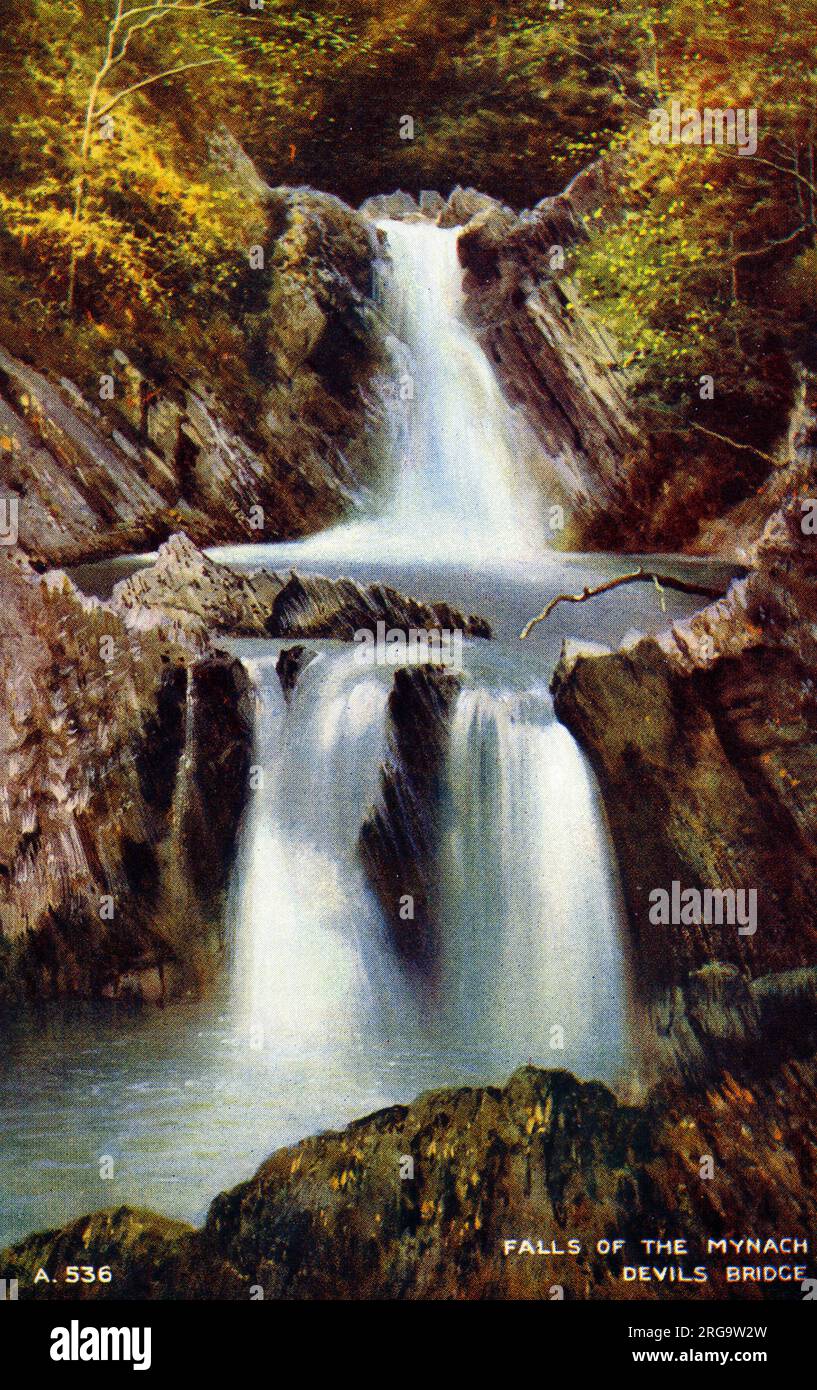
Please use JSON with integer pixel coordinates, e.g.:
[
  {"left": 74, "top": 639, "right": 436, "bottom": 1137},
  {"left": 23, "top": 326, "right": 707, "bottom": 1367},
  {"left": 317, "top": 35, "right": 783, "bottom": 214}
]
[
  {"left": 231, "top": 649, "right": 400, "bottom": 1043},
  {"left": 373, "top": 220, "right": 547, "bottom": 558},
  {"left": 226, "top": 219, "right": 550, "bottom": 568},
  {"left": 225, "top": 219, "right": 632, "bottom": 1087},
  {"left": 437, "top": 687, "right": 629, "bottom": 1076},
  {"left": 230, "top": 642, "right": 630, "bottom": 1082}
]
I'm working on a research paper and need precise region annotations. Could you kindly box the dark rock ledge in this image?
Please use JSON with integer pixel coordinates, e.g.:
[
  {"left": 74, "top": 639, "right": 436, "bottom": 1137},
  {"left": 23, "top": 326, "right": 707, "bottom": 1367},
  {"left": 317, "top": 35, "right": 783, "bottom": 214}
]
[
  {"left": 3, "top": 960, "right": 816, "bottom": 1300},
  {"left": 113, "top": 532, "right": 492, "bottom": 641}
]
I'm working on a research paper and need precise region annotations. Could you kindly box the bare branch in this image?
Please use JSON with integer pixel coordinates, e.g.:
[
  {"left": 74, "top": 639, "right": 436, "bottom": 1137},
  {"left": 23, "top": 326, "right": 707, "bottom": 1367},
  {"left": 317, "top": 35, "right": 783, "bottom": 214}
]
[
  {"left": 690, "top": 423, "right": 778, "bottom": 466},
  {"left": 110, "top": 2, "right": 224, "bottom": 72},
  {"left": 714, "top": 147, "right": 817, "bottom": 199},
  {"left": 519, "top": 567, "right": 724, "bottom": 640},
  {"left": 95, "top": 57, "right": 226, "bottom": 119},
  {"left": 731, "top": 224, "right": 809, "bottom": 260}
]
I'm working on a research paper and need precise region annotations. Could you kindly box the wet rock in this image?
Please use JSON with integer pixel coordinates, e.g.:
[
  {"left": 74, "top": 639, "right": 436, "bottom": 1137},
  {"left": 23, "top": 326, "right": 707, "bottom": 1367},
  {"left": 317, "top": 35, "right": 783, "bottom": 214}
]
[
  {"left": 0, "top": 548, "right": 251, "bottom": 1003},
  {"left": 438, "top": 185, "right": 505, "bottom": 228},
  {"left": 360, "top": 664, "right": 461, "bottom": 966},
  {"left": 690, "top": 371, "right": 817, "bottom": 561},
  {"left": 113, "top": 533, "right": 281, "bottom": 639},
  {"left": 180, "top": 654, "right": 254, "bottom": 924},
  {"left": 114, "top": 534, "right": 492, "bottom": 642},
  {"left": 267, "top": 569, "right": 491, "bottom": 642},
  {"left": 455, "top": 166, "right": 646, "bottom": 548},
  {"left": 359, "top": 190, "right": 420, "bottom": 221},
  {"left": 648, "top": 961, "right": 817, "bottom": 1087},
  {"left": 419, "top": 190, "right": 446, "bottom": 217},
  {"left": 552, "top": 452, "right": 817, "bottom": 989},
  {"left": 275, "top": 645, "right": 318, "bottom": 702}
]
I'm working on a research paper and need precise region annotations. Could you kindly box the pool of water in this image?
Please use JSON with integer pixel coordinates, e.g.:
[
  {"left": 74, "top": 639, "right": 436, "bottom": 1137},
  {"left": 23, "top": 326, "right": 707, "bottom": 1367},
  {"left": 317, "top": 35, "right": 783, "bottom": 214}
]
[{"left": 0, "top": 551, "right": 738, "bottom": 1251}]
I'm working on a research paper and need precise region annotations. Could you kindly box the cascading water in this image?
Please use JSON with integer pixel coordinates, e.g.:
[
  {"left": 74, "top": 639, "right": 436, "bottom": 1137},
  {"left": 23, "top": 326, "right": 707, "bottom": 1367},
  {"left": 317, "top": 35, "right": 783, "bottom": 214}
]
[
  {"left": 372, "top": 220, "right": 548, "bottom": 558},
  {"left": 231, "top": 648, "right": 401, "bottom": 1042},
  {"left": 437, "top": 685, "right": 629, "bottom": 1076},
  {"left": 225, "top": 219, "right": 551, "bottom": 567},
  {"left": 227, "top": 220, "right": 632, "bottom": 1083}
]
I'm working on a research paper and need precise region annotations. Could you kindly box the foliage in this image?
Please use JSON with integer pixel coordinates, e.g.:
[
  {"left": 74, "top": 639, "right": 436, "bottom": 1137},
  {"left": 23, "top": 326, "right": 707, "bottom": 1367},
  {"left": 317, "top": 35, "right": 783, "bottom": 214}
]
[
  {"left": 567, "top": 0, "right": 817, "bottom": 522},
  {"left": 0, "top": 0, "right": 815, "bottom": 524}
]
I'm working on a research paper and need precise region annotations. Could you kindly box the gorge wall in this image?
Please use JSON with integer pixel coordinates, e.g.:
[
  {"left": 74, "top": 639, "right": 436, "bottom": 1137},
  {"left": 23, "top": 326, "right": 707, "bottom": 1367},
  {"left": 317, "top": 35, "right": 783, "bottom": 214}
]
[
  {"left": 1, "top": 167, "right": 387, "bottom": 568},
  {"left": 552, "top": 386, "right": 817, "bottom": 994},
  {"left": 0, "top": 546, "right": 253, "bottom": 1004}
]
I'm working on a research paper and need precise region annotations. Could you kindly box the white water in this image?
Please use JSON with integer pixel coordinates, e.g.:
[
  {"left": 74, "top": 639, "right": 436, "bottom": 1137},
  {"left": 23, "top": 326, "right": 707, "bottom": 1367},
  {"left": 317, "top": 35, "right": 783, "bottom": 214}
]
[
  {"left": 231, "top": 649, "right": 400, "bottom": 1042},
  {"left": 229, "top": 220, "right": 630, "bottom": 1082},
  {"left": 230, "top": 646, "right": 630, "bottom": 1082},
  {"left": 439, "top": 687, "right": 628, "bottom": 1074},
  {"left": 373, "top": 221, "right": 548, "bottom": 557},
  {"left": 215, "top": 219, "right": 549, "bottom": 568}
]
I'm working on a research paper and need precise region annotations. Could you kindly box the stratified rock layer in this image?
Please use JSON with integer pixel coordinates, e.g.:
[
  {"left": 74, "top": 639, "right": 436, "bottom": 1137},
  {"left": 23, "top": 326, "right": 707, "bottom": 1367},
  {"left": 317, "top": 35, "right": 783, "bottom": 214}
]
[
  {"left": 113, "top": 533, "right": 492, "bottom": 640},
  {"left": 552, "top": 466, "right": 817, "bottom": 989},
  {"left": 0, "top": 548, "right": 253, "bottom": 1003},
  {"left": 0, "top": 180, "right": 386, "bottom": 568}
]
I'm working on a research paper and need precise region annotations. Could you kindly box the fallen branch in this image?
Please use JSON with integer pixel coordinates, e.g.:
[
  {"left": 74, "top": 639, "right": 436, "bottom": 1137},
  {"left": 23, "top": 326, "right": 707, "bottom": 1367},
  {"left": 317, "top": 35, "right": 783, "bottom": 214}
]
[{"left": 519, "top": 566, "right": 725, "bottom": 640}]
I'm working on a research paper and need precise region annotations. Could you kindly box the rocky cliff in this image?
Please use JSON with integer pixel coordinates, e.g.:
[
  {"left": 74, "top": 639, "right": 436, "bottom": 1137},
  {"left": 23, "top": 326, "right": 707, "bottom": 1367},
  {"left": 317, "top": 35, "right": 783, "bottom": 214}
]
[
  {"left": 1, "top": 174, "right": 387, "bottom": 568},
  {"left": 360, "top": 663, "right": 462, "bottom": 967},
  {"left": 0, "top": 547, "right": 253, "bottom": 1004},
  {"left": 551, "top": 414, "right": 817, "bottom": 992},
  {"left": 114, "top": 533, "right": 492, "bottom": 641}
]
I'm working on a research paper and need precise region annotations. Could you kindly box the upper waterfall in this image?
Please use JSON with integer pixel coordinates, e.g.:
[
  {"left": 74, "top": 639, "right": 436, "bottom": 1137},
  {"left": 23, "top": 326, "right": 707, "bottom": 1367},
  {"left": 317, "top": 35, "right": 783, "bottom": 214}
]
[
  {"left": 372, "top": 219, "right": 548, "bottom": 559},
  {"left": 214, "top": 218, "right": 551, "bottom": 570}
]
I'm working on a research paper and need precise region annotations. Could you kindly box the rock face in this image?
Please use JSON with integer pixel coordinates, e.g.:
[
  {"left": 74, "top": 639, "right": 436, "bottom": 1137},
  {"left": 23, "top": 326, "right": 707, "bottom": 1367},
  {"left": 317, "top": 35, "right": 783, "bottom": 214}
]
[
  {"left": 0, "top": 181, "right": 386, "bottom": 568},
  {"left": 5, "top": 987, "right": 817, "bottom": 1299},
  {"left": 690, "top": 369, "right": 817, "bottom": 561},
  {"left": 0, "top": 548, "right": 252, "bottom": 1003},
  {"left": 275, "top": 645, "right": 318, "bottom": 703},
  {"left": 453, "top": 165, "right": 648, "bottom": 548},
  {"left": 360, "top": 664, "right": 461, "bottom": 966},
  {"left": 362, "top": 167, "right": 651, "bottom": 551},
  {"left": 114, "top": 533, "right": 492, "bottom": 641},
  {"left": 552, "top": 434, "right": 817, "bottom": 990},
  {"left": 647, "top": 961, "right": 817, "bottom": 1089}
]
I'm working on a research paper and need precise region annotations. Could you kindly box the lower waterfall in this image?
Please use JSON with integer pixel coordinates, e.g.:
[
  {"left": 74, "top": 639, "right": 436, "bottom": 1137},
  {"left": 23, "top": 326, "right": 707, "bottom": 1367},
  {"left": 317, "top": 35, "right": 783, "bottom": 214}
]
[
  {"left": 438, "top": 686, "right": 628, "bottom": 1075},
  {"left": 231, "top": 648, "right": 398, "bottom": 1043},
  {"left": 230, "top": 642, "right": 629, "bottom": 1083}
]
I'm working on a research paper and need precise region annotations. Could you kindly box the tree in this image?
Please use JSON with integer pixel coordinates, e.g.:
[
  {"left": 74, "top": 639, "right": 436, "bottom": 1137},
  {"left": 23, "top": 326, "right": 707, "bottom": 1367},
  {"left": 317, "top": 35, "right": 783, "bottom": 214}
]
[{"left": 65, "top": 0, "right": 227, "bottom": 315}]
